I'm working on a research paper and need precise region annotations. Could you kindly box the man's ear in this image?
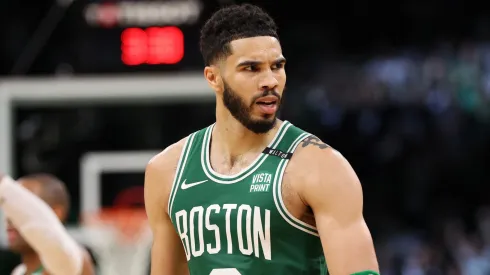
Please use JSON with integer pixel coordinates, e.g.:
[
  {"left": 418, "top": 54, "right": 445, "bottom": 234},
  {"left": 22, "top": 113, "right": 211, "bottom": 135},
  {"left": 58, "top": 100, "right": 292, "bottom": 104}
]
[{"left": 204, "top": 65, "right": 224, "bottom": 94}]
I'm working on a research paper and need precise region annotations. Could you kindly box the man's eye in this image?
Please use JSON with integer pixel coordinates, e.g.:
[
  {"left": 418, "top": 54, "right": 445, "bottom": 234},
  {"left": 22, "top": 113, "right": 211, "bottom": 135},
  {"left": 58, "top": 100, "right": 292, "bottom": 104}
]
[
  {"left": 245, "top": 66, "right": 258, "bottom": 71},
  {"left": 272, "top": 63, "right": 284, "bottom": 70}
]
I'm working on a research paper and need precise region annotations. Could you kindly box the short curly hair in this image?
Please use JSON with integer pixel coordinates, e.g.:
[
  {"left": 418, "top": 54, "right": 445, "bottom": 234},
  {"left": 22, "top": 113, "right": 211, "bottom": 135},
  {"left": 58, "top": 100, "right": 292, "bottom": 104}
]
[{"left": 200, "top": 4, "right": 279, "bottom": 66}]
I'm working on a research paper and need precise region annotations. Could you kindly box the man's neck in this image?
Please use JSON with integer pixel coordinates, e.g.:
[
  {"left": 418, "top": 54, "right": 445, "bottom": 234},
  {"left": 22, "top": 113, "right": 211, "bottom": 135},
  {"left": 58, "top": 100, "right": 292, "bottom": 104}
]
[
  {"left": 213, "top": 114, "right": 281, "bottom": 163},
  {"left": 21, "top": 252, "right": 42, "bottom": 274}
]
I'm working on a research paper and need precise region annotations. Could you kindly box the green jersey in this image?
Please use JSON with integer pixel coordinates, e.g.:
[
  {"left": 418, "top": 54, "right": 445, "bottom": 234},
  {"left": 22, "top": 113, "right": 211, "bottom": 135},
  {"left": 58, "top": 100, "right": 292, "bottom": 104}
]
[
  {"left": 169, "top": 121, "right": 327, "bottom": 275},
  {"left": 31, "top": 267, "right": 43, "bottom": 275}
]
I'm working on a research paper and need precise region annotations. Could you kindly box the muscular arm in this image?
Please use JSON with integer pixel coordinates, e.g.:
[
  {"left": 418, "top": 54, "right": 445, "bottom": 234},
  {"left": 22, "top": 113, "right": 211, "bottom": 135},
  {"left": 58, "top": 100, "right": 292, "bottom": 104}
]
[
  {"left": 299, "top": 139, "right": 379, "bottom": 275},
  {"left": 144, "top": 140, "right": 189, "bottom": 275}
]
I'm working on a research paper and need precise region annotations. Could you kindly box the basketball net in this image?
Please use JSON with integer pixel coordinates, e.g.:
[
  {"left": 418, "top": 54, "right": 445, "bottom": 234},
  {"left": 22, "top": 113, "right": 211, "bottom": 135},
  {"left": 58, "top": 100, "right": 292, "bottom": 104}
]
[{"left": 81, "top": 208, "right": 152, "bottom": 275}]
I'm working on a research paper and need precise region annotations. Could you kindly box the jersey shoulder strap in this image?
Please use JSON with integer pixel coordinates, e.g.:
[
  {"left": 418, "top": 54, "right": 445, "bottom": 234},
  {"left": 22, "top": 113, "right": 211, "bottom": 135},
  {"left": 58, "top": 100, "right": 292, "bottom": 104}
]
[
  {"left": 263, "top": 122, "right": 313, "bottom": 159},
  {"left": 187, "top": 124, "right": 210, "bottom": 151},
  {"left": 166, "top": 125, "right": 212, "bottom": 216}
]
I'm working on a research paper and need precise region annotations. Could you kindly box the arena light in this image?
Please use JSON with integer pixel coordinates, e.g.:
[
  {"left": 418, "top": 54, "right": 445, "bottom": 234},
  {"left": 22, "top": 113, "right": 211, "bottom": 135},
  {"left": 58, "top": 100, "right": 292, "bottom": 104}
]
[{"left": 121, "top": 26, "right": 184, "bottom": 66}]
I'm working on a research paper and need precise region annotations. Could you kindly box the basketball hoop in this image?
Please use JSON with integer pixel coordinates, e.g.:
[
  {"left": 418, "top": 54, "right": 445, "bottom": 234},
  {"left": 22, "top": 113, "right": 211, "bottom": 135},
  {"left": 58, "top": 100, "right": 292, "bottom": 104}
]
[{"left": 81, "top": 208, "right": 152, "bottom": 275}]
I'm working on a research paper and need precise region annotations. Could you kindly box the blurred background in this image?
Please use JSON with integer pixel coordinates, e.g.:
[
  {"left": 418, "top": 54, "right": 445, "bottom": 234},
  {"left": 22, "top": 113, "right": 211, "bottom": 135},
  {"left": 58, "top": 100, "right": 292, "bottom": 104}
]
[{"left": 1, "top": 0, "right": 490, "bottom": 274}]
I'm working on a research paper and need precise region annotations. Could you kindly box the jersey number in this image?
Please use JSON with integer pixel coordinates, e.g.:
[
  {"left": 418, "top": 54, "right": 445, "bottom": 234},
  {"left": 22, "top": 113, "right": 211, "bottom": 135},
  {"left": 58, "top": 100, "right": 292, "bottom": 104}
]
[{"left": 210, "top": 268, "right": 241, "bottom": 275}]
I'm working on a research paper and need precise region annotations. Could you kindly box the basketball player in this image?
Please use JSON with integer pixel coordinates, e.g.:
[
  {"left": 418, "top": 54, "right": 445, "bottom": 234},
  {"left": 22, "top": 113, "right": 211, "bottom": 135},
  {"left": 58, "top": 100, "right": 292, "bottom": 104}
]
[
  {"left": 0, "top": 173, "right": 95, "bottom": 275},
  {"left": 144, "top": 4, "right": 379, "bottom": 275}
]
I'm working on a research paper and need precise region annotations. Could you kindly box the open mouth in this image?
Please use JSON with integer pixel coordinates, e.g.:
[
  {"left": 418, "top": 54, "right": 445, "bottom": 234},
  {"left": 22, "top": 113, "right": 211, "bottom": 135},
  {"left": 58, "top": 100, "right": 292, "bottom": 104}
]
[
  {"left": 255, "top": 95, "right": 279, "bottom": 105},
  {"left": 256, "top": 100, "right": 277, "bottom": 106},
  {"left": 255, "top": 96, "right": 279, "bottom": 114}
]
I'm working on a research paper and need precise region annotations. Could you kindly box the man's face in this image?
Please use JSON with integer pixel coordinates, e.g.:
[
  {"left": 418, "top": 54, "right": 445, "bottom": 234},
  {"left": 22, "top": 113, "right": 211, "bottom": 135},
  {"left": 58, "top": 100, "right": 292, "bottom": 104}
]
[{"left": 220, "top": 36, "right": 286, "bottom": 134}]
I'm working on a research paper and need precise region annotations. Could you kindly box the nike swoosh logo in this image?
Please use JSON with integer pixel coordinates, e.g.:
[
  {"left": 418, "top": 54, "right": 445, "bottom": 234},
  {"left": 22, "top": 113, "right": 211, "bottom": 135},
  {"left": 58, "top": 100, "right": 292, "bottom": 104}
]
[{"left": 181, "top": 179, "right": 208, "bottom": 190}]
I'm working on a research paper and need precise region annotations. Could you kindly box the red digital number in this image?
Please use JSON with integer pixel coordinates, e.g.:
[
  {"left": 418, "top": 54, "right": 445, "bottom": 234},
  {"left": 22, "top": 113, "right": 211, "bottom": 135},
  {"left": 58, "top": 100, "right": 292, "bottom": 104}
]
[{"left": 121, "top": 26, "right": 184, "bottom": 66}]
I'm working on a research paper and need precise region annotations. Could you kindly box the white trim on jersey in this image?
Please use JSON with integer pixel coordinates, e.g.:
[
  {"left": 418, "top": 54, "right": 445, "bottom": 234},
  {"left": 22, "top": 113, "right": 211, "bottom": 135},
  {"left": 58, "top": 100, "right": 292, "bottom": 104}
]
[
  {"left": 272, "top": 132, "right": 320, "bottom": 237},
  {"left": 168, "top": 133, "right": 197, "bottom": 219},
  {"left": 200, "top": 122, "right": 292, "bottom": 184}
]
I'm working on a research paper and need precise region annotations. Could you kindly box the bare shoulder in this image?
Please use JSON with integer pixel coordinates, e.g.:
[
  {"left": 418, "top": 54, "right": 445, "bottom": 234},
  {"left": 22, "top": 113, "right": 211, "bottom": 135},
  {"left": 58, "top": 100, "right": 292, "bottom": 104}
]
[
  {"left": 144, "top": 137, "right": 188, "bottom": 214},
  {"left": 146, "top": 137, "right": 188, "bottom": 183},
  {"left": 288, "top": 135, "right": 345, "bottom": 180},
  {"left": 288, "top": 135, "right": 361, "bottom": 199}
]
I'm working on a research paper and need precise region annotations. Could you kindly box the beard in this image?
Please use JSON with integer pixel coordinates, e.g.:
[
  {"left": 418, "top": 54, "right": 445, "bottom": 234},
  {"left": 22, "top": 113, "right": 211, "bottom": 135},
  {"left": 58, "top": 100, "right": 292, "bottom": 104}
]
[{"left": 222, "top": 80, "right": 281, "bottom": 134}]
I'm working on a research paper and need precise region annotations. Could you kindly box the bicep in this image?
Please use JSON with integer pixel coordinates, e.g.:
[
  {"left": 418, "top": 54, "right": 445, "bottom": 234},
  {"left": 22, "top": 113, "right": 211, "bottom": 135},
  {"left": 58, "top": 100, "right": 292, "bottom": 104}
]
[
  {"left": 305, "top": 149, "right": 378, "bottom": 274},
  {"left": 144, "top": 156, "right": 188, "bottom": 275}
]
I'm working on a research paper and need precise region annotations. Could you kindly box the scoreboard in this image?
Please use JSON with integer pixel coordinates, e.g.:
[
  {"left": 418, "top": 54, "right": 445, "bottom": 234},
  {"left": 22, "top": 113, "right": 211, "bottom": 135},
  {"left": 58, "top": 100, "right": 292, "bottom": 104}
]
[
  {"left": 72, "top": 0, "right": 217, "bottom": 73},
  {"left": 0, "top": 0, "right": 270, "bottom": 75}
]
